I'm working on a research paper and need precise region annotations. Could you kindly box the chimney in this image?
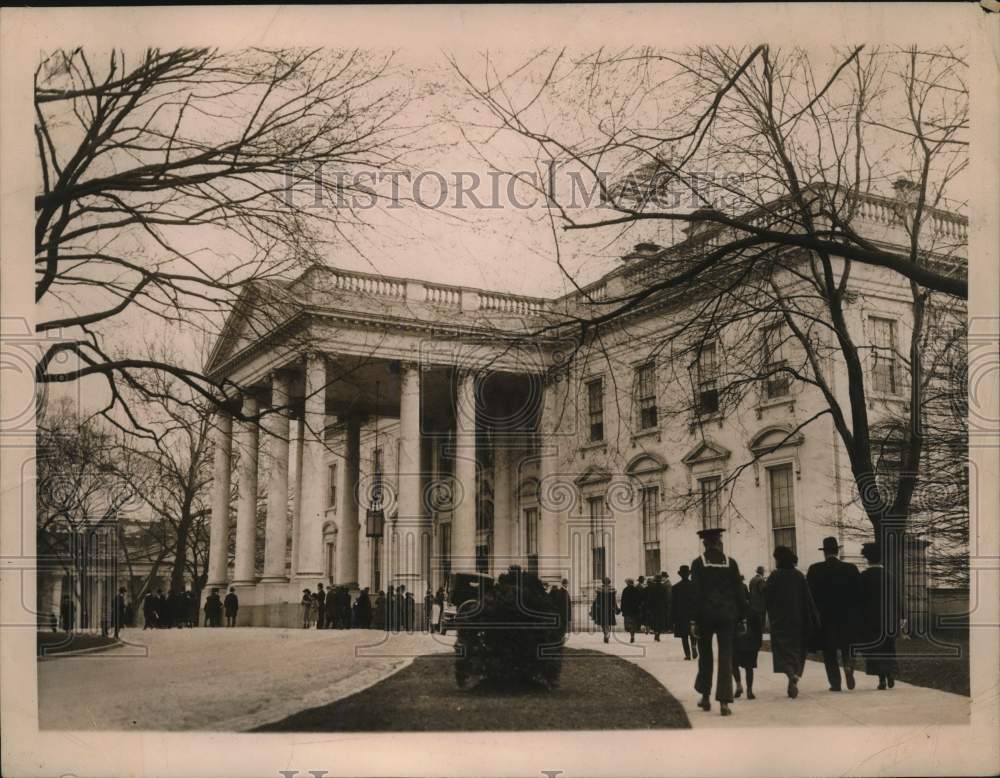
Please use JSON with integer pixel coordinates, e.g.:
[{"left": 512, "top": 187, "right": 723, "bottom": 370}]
[
  {"left": 683, "top": 207, "right": 723, "bottom": 239},
  {"left": 622, "top": 242, "right": 662, "bottom": 263},
  {"left": 892, "top": 177, "right": 919, "bottom": 206}
]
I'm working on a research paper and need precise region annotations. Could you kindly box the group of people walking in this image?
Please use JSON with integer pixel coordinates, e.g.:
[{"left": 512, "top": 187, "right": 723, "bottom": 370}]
[
  {"left": 589, "top": 528, "right": 903, "bottom": 717},
  {"left": 689, "top": 529, "right": 903, "bottom": 716}
]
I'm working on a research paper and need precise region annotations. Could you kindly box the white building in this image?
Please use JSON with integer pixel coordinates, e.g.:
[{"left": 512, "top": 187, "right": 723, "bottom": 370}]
[{"left": 203, "top": 186, "right": 967, "bottom": 627}]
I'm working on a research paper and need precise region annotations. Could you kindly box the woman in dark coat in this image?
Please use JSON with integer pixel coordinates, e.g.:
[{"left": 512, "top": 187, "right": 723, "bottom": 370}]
[
  {"left": 671, "top": 566, "right": 698, "bottom": 660},
  {"left": 858, "top": 543, "right": 901, "bottom": 690},
  {"left": 765, "top": 545, "right": 820, "bottom": 699},
  {"left": 356, "top": 588, "right": 373, "bottom": 629},
  {"left": 620, "top": 578, "right": 642, "bottom": 643},
  {"left": 372, "top": 590, "right": 386, "bottom": 631},
  {"left": 386, "top": 586, "right": 397, "bottom": 632},
  {"left": 646, "top": 576, "right": 670, "bottom": 641},
  {"left": 590, "top": 577, "right": 619, "bottom": 643},
  {"left": 732, "top": 578, "right": 762, "bottom": 699}
]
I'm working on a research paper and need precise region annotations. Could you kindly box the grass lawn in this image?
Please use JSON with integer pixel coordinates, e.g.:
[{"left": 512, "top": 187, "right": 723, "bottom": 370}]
[
  {"left": 762, "top": 625, "right": 970, "bottom": 697},
  {"left": 887, "top": 626, "right": 969, "bottom": 696},
  {"left": 254, "top": 648, "right": 691, "bottom": 732},
  {"left": 37, "top": 631, "right": 118, "bottom": 656}
]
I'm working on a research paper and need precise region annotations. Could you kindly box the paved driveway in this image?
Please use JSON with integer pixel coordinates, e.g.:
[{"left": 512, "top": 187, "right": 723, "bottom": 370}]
[{"left": 38, "top": 627, "right": 452, "bottom": 731}]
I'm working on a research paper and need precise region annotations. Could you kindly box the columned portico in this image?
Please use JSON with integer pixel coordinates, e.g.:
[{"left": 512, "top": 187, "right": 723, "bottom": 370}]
[{"left": 234, "top": 393, "right": 260, "bottom": 585}]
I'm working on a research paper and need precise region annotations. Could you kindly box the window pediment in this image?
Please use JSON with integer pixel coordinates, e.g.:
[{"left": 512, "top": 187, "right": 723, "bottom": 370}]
[
  {"left": 574, "top": 466, "right": 612, "bottom": 488},
  {"left": 625, "top": 453, "right": 668, "bottom": 477},
  {"left": 749, "top": 425, "right": 805, "bottom": 457},
  {"left": 681, "top": 439, "right": 732, "bottom": 469},
  {"left": 518, "top": 476, "right": 540, "bottom": 501}
]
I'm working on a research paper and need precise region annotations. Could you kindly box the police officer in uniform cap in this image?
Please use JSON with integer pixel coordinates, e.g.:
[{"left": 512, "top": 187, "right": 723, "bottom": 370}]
[{"left": 689, "top": 527, "right": 747, "bottom": 717}]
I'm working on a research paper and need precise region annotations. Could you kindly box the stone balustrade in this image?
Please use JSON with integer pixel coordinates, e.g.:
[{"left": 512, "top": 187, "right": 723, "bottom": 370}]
[
  {"left": 424, "top": 283, "right": 462, "bottom": 308},
  {"left": 477, "top": 291, "right": 546, "bottom": 315}
]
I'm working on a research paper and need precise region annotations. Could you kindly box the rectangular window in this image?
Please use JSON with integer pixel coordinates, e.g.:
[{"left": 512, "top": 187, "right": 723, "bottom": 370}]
[
  {"left": 763, "top": 323, "right": 790, "bottom": 399},
  {"left": 328, "top": 463, "right": 338, "bottom": 510},
  {"left": 587, "top": 378, "right": 604, "bottom": 442},
  {"left": 589, "top": 496, "right": 606, "bottom": 581},
  {"left": 872, "top": 317, "right": 898, "bottom": 395},
  {"left": 699, "top": 476, "right": 722, "bottom": 530},
  {"left": 634, "top": 362, "right": 658, "bottom": 429},
  {"left": 641, "top": 486, "right": 661, "bottom": 577},
  {"left": 768, "top": 464, "right": 797, "bottom": 555},
  {"left": 697, "top": 342, "right": 720, "bottom": 415},
  {"left": 524, "top": 507, "right": 539, "bottom": 576}
]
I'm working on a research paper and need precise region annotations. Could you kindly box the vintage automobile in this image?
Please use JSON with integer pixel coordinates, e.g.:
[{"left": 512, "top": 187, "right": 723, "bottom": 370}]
[
  {"left": 439, "top": 571, "right": 494, "bottom": 636},
  {"left": 451, "top": 567, "right": 563, "bottom": 690}
]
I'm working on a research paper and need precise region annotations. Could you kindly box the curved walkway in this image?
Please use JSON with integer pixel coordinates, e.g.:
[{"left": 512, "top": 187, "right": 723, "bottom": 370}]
[
  {"left": 565, "top": 631, "right": 969, "bottom": 728},
  {"left": 38, "top": 627, "right": 968, "bottom": 731}
]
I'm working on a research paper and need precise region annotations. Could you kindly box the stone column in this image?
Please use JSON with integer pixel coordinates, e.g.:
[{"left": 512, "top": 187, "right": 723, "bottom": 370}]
[
  {"left": 453, "top": 370, "right": 477, "bottom": 573},
  {"left": 261, "top": 372, "right": 291, "bottom": 582},
  {"left": 492, "top": 439, "right": 513, "bottom": 574},
  {"left": 297, "top": 353, "right": 327, "bottom": 579},
  {"left": 335, "top": 416, "right": 361, "bottom": 586},
  {"left": 290, "top": 412, "right": 304, "bottom": 580},
  {"left": 537, "top": 382, "right": 561, "bottom": 583},
  {"left": 233, "top": 394, "right": 260, "bottom": 585},
  {"left": 207, "top": 411, "right": 233, "bottom": 589},
  {"left": 397, "top": 363, "right": 425, "bottom": 591}
]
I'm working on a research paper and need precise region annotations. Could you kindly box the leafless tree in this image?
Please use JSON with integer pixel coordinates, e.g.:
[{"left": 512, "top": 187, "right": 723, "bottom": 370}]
[
  {"left": 36, "top": 397, "right": 142, "bottom": 622},
  {"left": 453, "top": 45, "right": 968, "bottom": 574},
  {"left": 35, "top": 47, "right": 418, "bottom": 436}
]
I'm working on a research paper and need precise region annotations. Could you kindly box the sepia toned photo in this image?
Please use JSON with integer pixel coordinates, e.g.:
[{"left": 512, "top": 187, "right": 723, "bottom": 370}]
[{"left": 1, "top": 5, "right": 997, "bottom": 777}]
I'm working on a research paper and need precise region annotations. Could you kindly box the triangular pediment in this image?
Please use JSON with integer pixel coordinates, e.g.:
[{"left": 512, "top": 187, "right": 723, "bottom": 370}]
[
  {"left": 681, "top": 439, "right": 732, "bottom": 468},
  {"left": 204, "top": 281, "right": 296, "bottom": 376}
]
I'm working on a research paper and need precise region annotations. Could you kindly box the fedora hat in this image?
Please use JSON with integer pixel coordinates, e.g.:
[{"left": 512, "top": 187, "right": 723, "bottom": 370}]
[{"left": 818, "top": 536, "right": 840, "bottom": 554}]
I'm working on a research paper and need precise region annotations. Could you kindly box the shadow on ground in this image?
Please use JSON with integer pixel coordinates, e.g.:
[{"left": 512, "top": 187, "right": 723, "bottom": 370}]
[{"left": 253, "top": 648, "right": 691, "bottom": 731}]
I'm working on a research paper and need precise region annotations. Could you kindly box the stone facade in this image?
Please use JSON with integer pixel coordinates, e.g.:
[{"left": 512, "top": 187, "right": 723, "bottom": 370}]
[{"left": 203, "top": 189, "right": 967, "bottom": 627}]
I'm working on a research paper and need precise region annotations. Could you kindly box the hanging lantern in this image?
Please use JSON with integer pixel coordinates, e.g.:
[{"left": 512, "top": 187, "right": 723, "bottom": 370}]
[{"left": 366, "top": 507, "right": 385, "bottom": 538}]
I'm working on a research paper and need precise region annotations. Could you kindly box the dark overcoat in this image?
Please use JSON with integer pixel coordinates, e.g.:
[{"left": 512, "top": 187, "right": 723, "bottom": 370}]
[
  {"left": 591, "top": 586, "right": 619, "bottom": 628},
  {"left": 765, "top": 567, "right": 820, "bottom": 676},
  {"left": 806, "top": 557, "right": 862, "bottom": 646},
  {"left": 644, "top": 580, "right": 670, "bottom": 632},
  {"left": 671, "top": 579, "right": 695, "bottom": 637},
  {"left": 858, "top": 566, "right": 900, "bottom": 677},
  {"left": 620, "top": 584, "right": 641, "bottom": 617}
]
